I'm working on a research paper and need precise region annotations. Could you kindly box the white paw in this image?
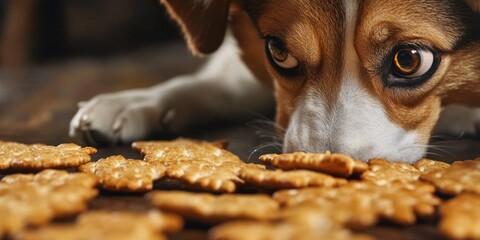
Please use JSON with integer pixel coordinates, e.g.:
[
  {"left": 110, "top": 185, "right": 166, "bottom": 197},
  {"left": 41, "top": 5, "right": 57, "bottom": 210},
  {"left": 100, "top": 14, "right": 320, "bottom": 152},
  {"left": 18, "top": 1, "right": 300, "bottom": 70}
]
[
  {"left": 70, "top": 88, "right": 166, "bottom": 146},
  {"left": 433, "top": 105, "right": 480, "bottom": 138}
]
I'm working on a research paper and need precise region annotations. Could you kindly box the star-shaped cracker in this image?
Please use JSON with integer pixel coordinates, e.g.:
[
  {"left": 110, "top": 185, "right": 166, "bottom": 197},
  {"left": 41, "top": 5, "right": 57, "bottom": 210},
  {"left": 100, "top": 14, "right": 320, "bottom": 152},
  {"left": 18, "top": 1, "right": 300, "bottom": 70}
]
[
  {"left": 15, "top": 210, "right": 183, "bottom": 240},
  {"left": 0, "top": 170, "right": 98, "bottom": 236},
  {"left": 0, "top": 141, "right": 96, "bottom": 171},
  {"left": 439, "top": 194, "right": 480, "bottom": 240},
  {"left": 273, "top": 181, "right": 440, "bottom": 228},
  {"left": 132, "top": 139, "right": 255, "bottom": 193},
  {"left": 78, "top": 155, "right": 166, "bottom": 192},
  {"left": 239, "top": 167, "right": 347, "bottom": 189},
  {"left": 259, "top": 152, "right": 368, "bottom": 177},
  {"left": 147, "top": 191, "right": 279, "bottom": 223},
  {"left": 421, "top": 158, "right": 480, "bottom": 195},
  {"left": 361, "top": 158, "right": 421, "bottom": 185}
]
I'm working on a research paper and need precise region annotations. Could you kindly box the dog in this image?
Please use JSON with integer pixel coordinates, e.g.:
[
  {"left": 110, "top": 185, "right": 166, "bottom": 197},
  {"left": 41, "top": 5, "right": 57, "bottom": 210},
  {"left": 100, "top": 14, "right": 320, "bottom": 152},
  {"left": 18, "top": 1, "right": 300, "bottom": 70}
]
[{"left": 70, "top": 0, "right": 480, "bottom": 163}]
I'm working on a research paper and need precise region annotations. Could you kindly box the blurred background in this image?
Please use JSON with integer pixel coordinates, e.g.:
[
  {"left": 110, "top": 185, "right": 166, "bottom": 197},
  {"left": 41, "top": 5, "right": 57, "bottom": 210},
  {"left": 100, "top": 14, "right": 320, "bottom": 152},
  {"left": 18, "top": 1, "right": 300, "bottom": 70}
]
[{"left": 0, "top": 0, "right": 208, "bottom": 146}]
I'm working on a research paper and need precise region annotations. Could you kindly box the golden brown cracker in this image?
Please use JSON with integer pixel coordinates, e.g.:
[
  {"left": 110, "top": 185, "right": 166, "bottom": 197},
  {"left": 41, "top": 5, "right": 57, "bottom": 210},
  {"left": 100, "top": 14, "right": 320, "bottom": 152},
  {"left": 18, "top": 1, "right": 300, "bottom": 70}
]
[
  {"left": 0, "top": 170, "right": 98, "bottom": 235},
  {"left": 273, "top": 181, "right": 440, "bottom": 228},
  {"left": 361, "top": 158, "right": 420, "bottom": 185},
  {"left": 439, "top": 194, "right": 480, "bottom": 240},
  {"left": 414, "top": 158, "right": 450, "bottom": 174},
  {"left": 132, "top": 139, "right": 252, "bottom": 192},
  {"left": 239, "top": 167, "right": 347, "bottom": 189},
  {"left": 15, "top": 210, "right": 183, "bottom": 240},
  {"left": 78, "top": 155, "right": 166, "bottom": 192},
  {"left": 259, "top": 152, "right": 368, "bottom": 177},
  {"left": 421, "top": 159, "right": 480, "bottom": 195},
  {"left": 209, "top": 220, "right": 373, "bottom": 240},
  {"left": 0, "top": 141, "right": 96, "bottom": 171},
  {"left": 147, "top": 191, "right": 279, "bottom": 223}
]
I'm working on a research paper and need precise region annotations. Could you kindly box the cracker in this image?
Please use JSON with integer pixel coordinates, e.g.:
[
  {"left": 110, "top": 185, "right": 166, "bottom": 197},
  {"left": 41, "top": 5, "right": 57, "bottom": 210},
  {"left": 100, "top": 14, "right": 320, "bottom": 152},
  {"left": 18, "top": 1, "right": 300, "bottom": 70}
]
[
  {"left": 147, "top": 190, "right": 279, "bottom": 223},
  {"left": 0, "top": 170, "right": 98, "bottom": 235},
  {"left": 0, "top": 141, "right": 96, "bottom": 171},
  {"left": 15, "top": 210, "right": 183, "bottom": 240},
  {"left": 239, "top": 167, "right": 347, "bottom": 189},
  {"left": 414, "top": 158, "right": 450, "bottom": 174},
  {"left": 439, "top": 194, "right": 480, "bottom": 240},
  {"left": 273, "top": 181, "right": 440, "bottom": 228},
  {"left": 361, "top": 158, "right": 420, "bottom": 185},
  {"left": 78, "top": 155, "right": 166, "bottom": 192},
  {"left": 209, "top": 220, "right": 373, "bottom": 240},
  {"left": 259, "top": 152, "right": 368, "bottom": 177},
  {"left": 132, "top": 139, "right": 251, "bottom": 193},
  {"left": 421, "top": 159, "right": 480, "bottom": 195}
]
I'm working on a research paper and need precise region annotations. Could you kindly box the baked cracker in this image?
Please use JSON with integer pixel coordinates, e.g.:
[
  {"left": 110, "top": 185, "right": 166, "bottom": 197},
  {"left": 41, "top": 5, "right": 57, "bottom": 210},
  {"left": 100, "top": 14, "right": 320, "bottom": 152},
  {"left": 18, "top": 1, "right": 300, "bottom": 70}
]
[
  {"left": 0, "top": 141, "right": 96, "bottom": 171},
  {"left": 361, "top": 158, "right": 420, "bottom": 185},
  {"left": 0, "top": 170, "right": 98, "bottom": 236},
  {"left": 273, "top": 181, "right": 440, "bottom": 228},
  {"left": 259, "top": 152, "right": 368, "bottom": 177},
  {"left": 147, "top": 190, "right": 279, "bottom": 223},
  {"left": 421, "top": 158, "right": 480, "bottom": 195},
  {"left": 439, "top": 194, "right": 480, "bottom": 240},
  {"left": 239, "top": 167, "right": 347, "bottom": 189},
  {"left": 15, "top": 210, "right": 183, "bottom": 240},
  {"left": 78, "top": 155, "right": 166, "bottom": 192}
]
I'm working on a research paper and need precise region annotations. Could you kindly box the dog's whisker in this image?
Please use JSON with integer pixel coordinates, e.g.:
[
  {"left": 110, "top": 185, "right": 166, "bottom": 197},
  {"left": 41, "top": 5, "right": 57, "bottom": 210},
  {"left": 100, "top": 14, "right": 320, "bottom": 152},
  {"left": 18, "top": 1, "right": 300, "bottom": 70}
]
[{"left": 247, "top": 142, "right": 283, "bottom": 163}]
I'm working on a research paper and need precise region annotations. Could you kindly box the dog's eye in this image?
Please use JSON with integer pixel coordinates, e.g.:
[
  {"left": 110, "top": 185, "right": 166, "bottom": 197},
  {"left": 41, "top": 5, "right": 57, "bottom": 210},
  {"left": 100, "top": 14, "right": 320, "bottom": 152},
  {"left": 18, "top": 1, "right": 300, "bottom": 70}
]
[
  {"left": 392, "top": 47, "right": 433, "bottom": 78},
  {"left": 385, "top": 44, "right": 441, "bottom": 88},
  {"left": 265, "top": 37, "right": 299, "bottom": 71}
]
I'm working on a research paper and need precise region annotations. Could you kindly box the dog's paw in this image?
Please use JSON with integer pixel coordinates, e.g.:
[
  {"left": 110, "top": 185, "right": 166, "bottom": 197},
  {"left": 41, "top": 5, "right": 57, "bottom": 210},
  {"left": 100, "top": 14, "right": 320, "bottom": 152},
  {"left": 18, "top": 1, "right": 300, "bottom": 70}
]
[
  {"left": 433, "top": 105, "right": 480, "bottom": 139},
  {"left": 70, "top": 89, "right": 166, "bottom": 146}
]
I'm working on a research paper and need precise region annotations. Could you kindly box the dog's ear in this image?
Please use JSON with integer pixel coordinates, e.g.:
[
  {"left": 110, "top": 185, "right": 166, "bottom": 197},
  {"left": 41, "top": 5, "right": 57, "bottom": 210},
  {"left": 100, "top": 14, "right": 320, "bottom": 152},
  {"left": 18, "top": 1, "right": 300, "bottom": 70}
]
[
  {"left": 161, "top": 0, "right": 230, "bottom": 56},
  {"left": 465, "top": 0, "right": 480, "bottom": 13}
]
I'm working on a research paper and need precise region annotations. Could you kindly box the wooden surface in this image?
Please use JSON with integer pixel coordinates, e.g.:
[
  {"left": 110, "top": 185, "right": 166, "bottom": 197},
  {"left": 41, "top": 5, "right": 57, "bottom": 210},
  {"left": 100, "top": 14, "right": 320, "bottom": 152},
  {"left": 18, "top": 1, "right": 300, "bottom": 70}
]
[{"left": 1, "top": 41, "right": 480, "bottom": 239}]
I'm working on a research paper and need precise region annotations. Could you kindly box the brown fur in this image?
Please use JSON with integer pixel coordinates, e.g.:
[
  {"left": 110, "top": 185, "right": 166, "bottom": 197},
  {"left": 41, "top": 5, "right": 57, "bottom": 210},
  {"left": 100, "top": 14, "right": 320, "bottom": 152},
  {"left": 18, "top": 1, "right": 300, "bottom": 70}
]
[{"left": 161, "top": 0, "right": 480, "bottom": 146}]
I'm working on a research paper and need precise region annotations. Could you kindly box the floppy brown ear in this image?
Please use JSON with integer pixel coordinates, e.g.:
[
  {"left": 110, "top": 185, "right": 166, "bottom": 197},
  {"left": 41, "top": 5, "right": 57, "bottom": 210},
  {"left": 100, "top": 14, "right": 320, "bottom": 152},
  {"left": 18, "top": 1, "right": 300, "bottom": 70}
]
[
  {"left": 160, "top": 0, "right": 230, "bottom": 56},
  {"left": 465, "top": 0, "right": 480, "bottom": 13}
]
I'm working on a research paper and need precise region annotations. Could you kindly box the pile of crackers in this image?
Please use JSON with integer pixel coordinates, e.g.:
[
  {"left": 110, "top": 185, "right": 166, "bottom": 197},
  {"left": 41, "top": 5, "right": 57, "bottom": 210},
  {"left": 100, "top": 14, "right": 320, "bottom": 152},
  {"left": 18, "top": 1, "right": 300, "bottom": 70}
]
[{"left": 1, "top": 139, "right": 479, "bottom": 240}]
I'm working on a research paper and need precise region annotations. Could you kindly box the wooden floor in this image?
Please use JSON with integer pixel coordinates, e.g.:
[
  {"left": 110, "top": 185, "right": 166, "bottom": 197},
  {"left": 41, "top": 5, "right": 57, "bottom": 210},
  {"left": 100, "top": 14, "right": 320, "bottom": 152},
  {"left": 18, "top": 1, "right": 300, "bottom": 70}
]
[{"left": 1, "top": 41, "right": 480, "bottom": 239}]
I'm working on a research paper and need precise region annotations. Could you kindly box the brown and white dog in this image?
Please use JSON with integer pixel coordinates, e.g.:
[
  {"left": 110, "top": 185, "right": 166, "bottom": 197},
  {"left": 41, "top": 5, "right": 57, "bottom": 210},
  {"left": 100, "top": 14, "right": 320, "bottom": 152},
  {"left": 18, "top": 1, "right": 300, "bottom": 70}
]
[{"left": 70, "top": 0, "right": 480, "bottom": 163}]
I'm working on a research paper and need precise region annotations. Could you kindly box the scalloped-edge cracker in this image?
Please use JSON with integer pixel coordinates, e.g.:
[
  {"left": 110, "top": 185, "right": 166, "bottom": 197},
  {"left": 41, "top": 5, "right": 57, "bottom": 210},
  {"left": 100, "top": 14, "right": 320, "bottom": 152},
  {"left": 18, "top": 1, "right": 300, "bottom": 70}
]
[
  {"left": 273, "top": 181, "right": 440, "bottom": 228},
  {"left": 361, "top": 159, "right": 420, "bottom": 185},
  {"left": 15, "top": 210, "right": 183, "bottom": 240},
  {"left": 259, "top": 152, "right": 368, "bottom": 177},
  {"left": 0, "top": 170, "right": 98, "bottom": 236},
  {"left": 413, "top": 158, "right": 450, "bottom": 174},
  {"left": 421, "top": 159, "right": 480, "bottom": 195},
  {"left": 439, "top": 194, "right": 480, "bottom": 240},
  {"left": 78, "top": 155, "right": 166, "bottom": 192},
  {"left": 0, "top": 141, "right": 96, "bottom": 171},
  {"left": 147, "top": 191, "right": 279, "bottom": 223},
  {"left": 132, "top": 139, "right": 257, "bottom": 193},
  {"left": 239, "top": 167, "right": 347, "bottom": 189}
]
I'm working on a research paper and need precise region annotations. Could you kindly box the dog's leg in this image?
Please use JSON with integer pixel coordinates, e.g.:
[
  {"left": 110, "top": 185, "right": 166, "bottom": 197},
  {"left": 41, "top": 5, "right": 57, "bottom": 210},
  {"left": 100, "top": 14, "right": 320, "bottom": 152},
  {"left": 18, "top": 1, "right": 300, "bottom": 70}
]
[{"left": 70, "top": 36, "right": 274, "bottom": 146}]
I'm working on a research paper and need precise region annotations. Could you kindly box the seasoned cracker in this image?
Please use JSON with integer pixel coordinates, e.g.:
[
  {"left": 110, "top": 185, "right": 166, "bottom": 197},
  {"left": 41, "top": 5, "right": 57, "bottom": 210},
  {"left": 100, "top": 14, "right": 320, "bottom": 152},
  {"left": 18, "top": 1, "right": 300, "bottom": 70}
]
[
  {"left": 259, "top": 152, "right": 368, "bottom": 177},
  {"left": 16, "top": 210, "right": 183, "bottom": 240},
  {"left": 209, "top": 220, "right": 373, "bottom": 240},
  {"left": 147, "top": 191, "right": 279, "bottom": 223},
  {"left": 421, "top": 159, "right": 480, "bottom": 195},
  {"left": 0, "top": 170, "right": 98, "bottom": 235},
  {"left": 0, "top": 141, "right": 96, "bottom": 171},
  {"left": 132, "top": 139, "right": 250, "bottom": 192},
  {"left": 239, "top": 167, "right": 347, "bottom": 189},
  {"left": 273, "top": 181, "right": 440, "bottom": 228},
  {"left": 361, "top": 158, "right": 420, "bottom": 185},
  {"left": 439, "top": 194, "right": 480, "bottom": 240},
  {"left": 78, "top": 155, "right": 166, "bottom": 192},
  {"left": 414, "top": 158, "right": 450, "bottom": 174}
]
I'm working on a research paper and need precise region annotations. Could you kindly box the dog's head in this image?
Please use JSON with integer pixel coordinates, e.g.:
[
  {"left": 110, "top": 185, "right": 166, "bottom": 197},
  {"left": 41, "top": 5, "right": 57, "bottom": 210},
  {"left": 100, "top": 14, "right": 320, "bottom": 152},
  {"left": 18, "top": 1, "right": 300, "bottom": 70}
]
[{"left": 162, "top": 0, "right": 480, "bottom": 163}]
